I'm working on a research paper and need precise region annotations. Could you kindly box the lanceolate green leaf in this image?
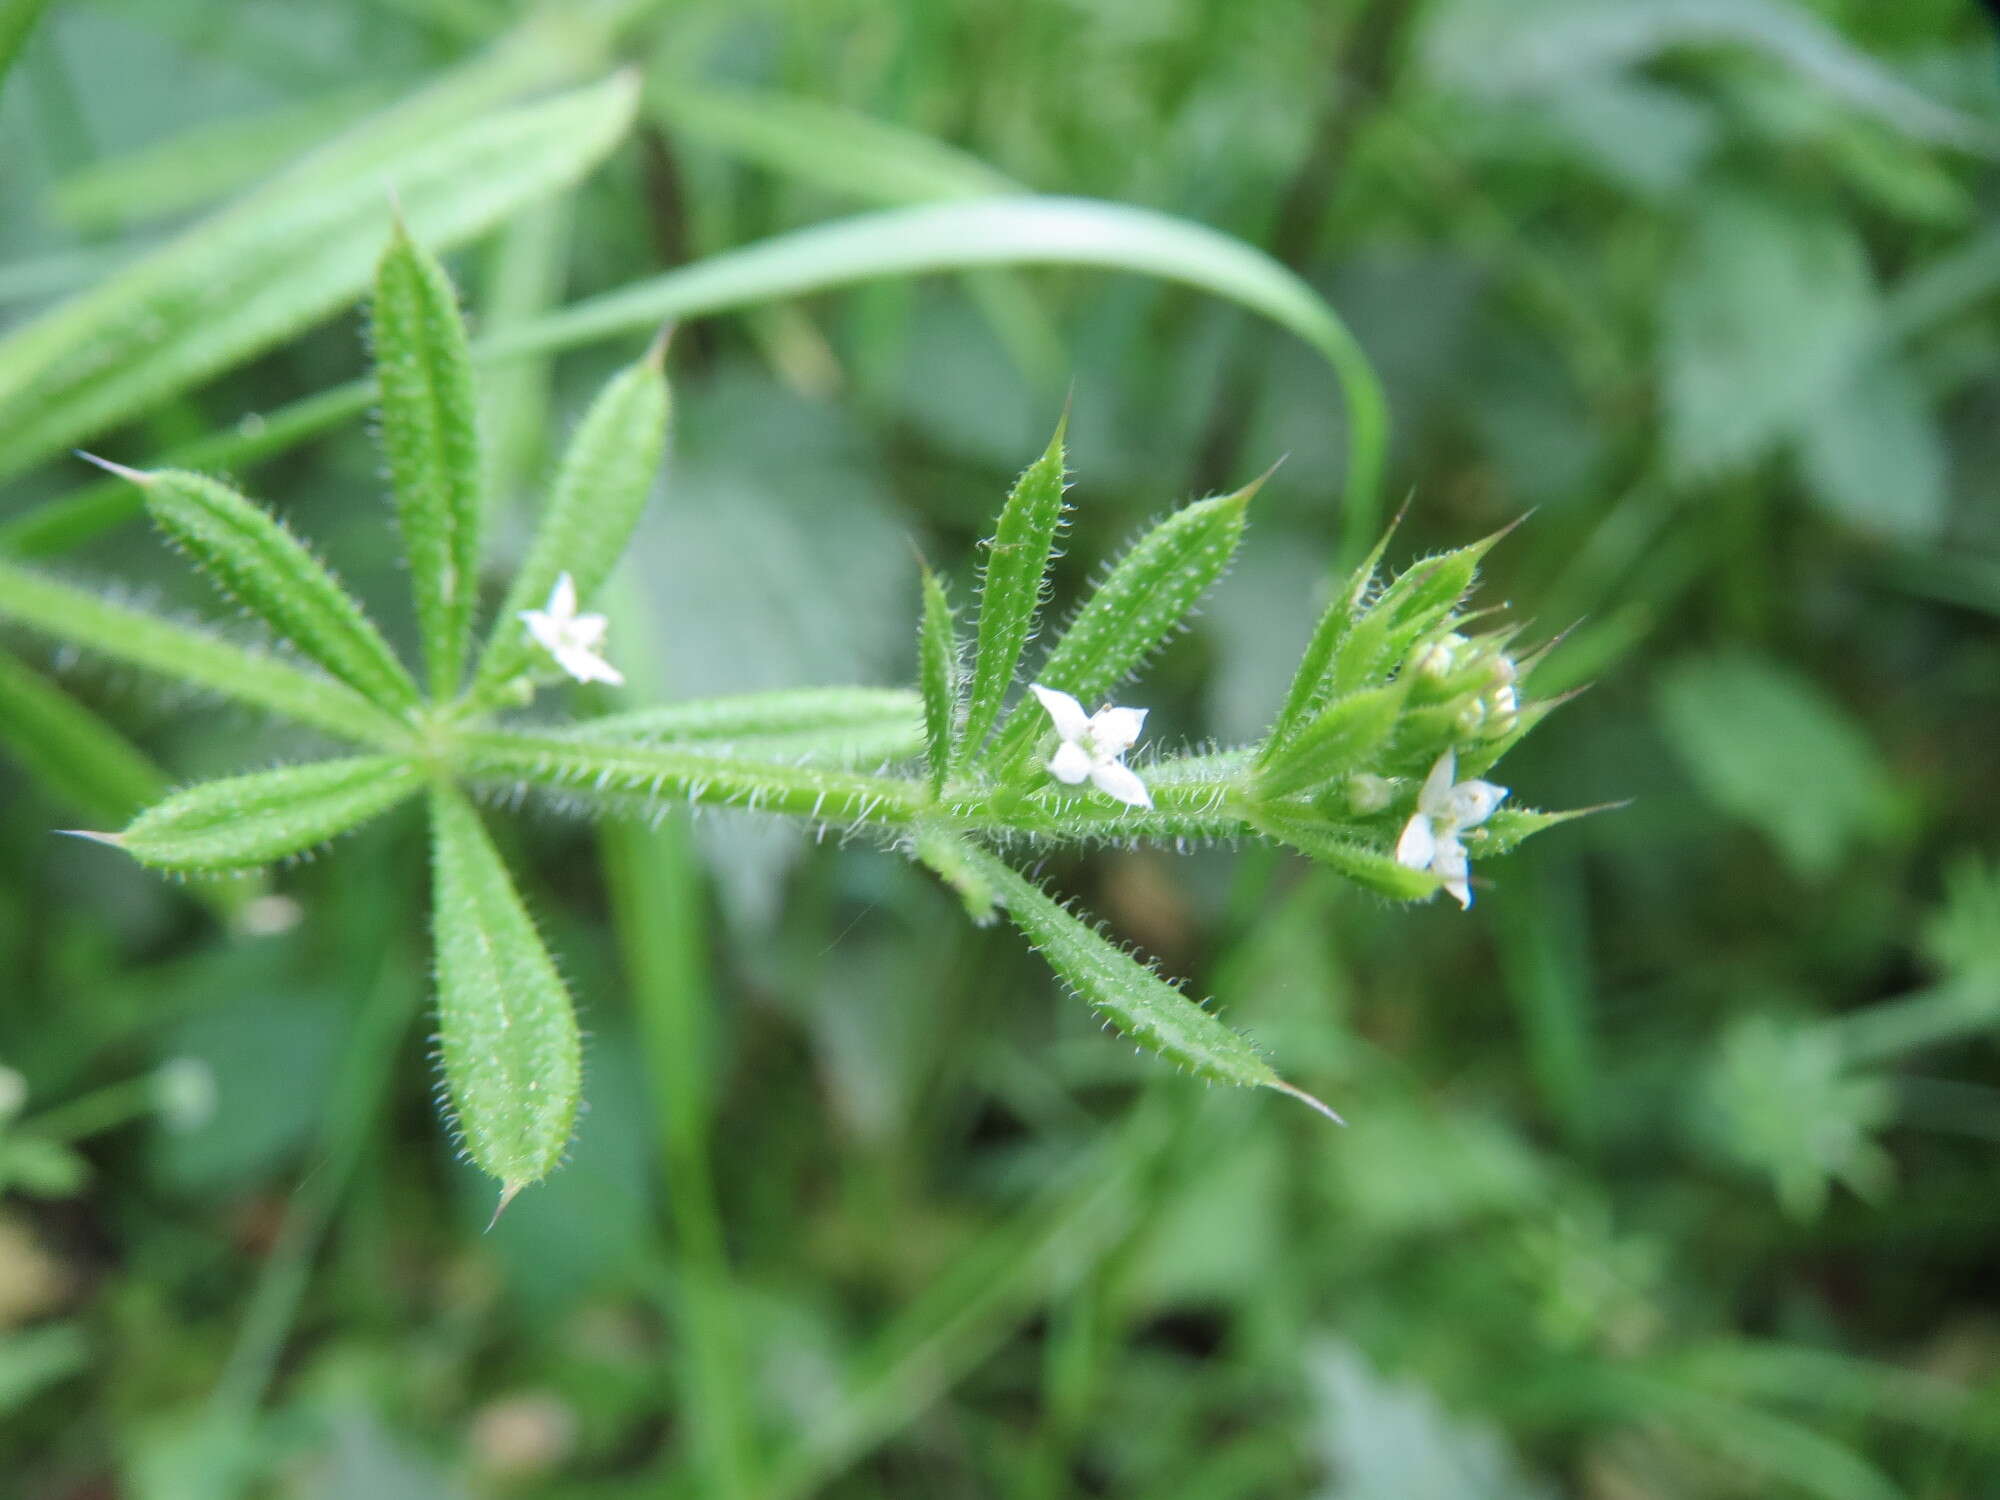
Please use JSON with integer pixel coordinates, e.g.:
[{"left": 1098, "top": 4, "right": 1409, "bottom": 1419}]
[
  {"left": 957, "top": 421, "right": 1067, "bottom": 770},
  {"left": 986, "top": 481, "right": 1256, "bottom": 774},
  {"left": 122, "top": 466, "right": 419, "bottom": 714},
  {"left": 1263, "top": 520, "right": 1400, "bottom": 759},
  {"left": 471, "top": 340, "right": 671, "bottom": 702},
  {"left": 918, "top": 567, "right": 962, "bottom": 793},
  {"left": 464, "top": 730, "right": 926, "bottom": 826},
  {"left": 0, "top": 557, "right": 406, "bottom": 744},
  {"left": 1250, "top": 809, "right": 1440, "bottom": 901},
  {"left": 959, "top": 844, "right": 1340, "bottom": 1121},
  {"left": 578, "top": 687, "right": 922, "bottom": 766},
  {"left": 108, "top": 756, "right": 424, "bottom": 872},
  {"left": 1256, "top": 681, "right": 1407, "bottom": 799},
  {"left": 0, "top": 72, "right": 639, "bottom": 486},
  {"left": 374, "top": 222, "right": 486, "bottom": 697},
  {"left": 428, "top": 786, "right": 583, "bottom": 1198},
  {"left": 0, "top": 646, "right": 163, "bottom": 819}
]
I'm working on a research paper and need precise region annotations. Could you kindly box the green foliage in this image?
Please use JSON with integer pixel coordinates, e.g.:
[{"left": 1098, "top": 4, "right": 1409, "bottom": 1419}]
[
  {"left": 123, "top": 465, "right": 419, "bottom": 713},
  {"left": 0, "top": 556, "right": 405, "bottom": 743},
  {"left": 0, "top": 645, "right": 163, "bottom": 819},
  {"left": 0, "top": 73, "right": 639, "bottom": 485},
  {"left": 1655, "top": 651, "right": 1900, "bottom": 878},
  {"left": 963, "top": 844, "right": 1341, "bottom": 1121},
  {"left": 917, "top": 567, "right": 962, "bottom": 792},
  {"left": 471, "top": 340, "right": 672, "bottom": 702},
  {"left": 984, "top": 480, "right": 1258, "bottom": 775},
  {"left": 1, "top": 231, "right": 1564, "bottom": 1192},
  {"left": 957, "top": 420, "right": 1069, "bottom": 768},
  {"left": 3, "top": 4, "right": 1992, "bottom": 1493},
  {"left": 427, "top": 787, "right": 581, "bottom": 1197},
  {"left": 372, "top": 221, "right": 488, "bottom": 698},
  {"left": 111, "top": 758, "right": 425, "bottom": 873}
]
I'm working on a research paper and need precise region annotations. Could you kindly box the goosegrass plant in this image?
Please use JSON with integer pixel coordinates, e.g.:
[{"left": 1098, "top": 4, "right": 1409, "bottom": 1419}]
[
  {"left": 10, "top": 3, "right": 1999, "bottom": 1494},
  {"left": 1, "top": 220, "right": 1570, "bottom": 1204}
]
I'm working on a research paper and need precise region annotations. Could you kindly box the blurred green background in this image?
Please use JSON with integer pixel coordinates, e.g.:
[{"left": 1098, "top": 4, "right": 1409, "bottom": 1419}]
[{"left": 5, "top": 0, "right": 2000, "bottom": 1495}]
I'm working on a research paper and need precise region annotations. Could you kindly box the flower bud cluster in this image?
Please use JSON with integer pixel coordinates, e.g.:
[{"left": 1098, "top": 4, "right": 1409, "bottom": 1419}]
[{"left": 1407, "top": 631, "right": 1520, "bottom": 739}]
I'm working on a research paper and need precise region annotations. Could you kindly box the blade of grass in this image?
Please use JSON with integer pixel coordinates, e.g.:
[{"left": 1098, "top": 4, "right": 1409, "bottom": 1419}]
[
  {"left": 604, "top": 815, "right": 756, "bottom": 1500},
  {"left": 647, "top": 82, "right": 1063, "bottom": 383},
  {"left": 0, "top": 72, "right": 638, "bottom": 485},
  {"left": 6, "top": 196, "right": 1386, "bottom": 569},
  {"left": 0, "top": 645, "right": 164, "bottom": 820},
  {"left": 477, "top": 196, "right": 575, "bottom": 513},
  {"left": 596, "top": 574, "right": 756, "bottom": 1498}
]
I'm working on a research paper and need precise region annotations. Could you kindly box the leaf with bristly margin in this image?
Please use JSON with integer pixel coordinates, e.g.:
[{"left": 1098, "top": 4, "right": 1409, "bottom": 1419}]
[
  {"left": 568, "top": 687, "right": 923, "bottom": 767},
  {"left": 959, "top": 843, "right": 1340, "bottom": 1120},
  {"left": 471, "top": 340, "right": 671, "bottom": 702},
  {"left": 0, "top": 73, "right": 639, "bottom": 486},
  {"left": 957, "top": 421, "right": 1067, "bottom": 769},
  {"left": 0, "top": 646, "right": 164, "bottom": 819},
  {"left": 1473, "top": 804, "right": 1607, "bottom": 858},
  {"left": 1252, "top": 809, "right": 1443, "bottom": 901},
  {"left": 986, "top": 479, "right": 1257, "bottom": 775},
  {"left": 1256, "top": 681, "right": 1407, "bottom": 799},
  {"left": 914, "top": 827, "right": 997, "bottom": 925},
  {"left": 1262, "top": 519, "right": 1400, "bottom": 759},
  {"left": 372, "top": 221, "right": 486, "bottom": 698},
  {"left": 463, "top": 728, "right": 926, "bottom": 827},
  {"left": 428, "top": 786, "right": 582, "bottom": 1200},
  {"left": 0, "top": 557, "right": 405, "bottom": 744},
  {"left": 917, "top": 568, "right": 963, "bottom": 793},
  {"left": 121, "top": 466, "right": 420, "bottom": 713},
  {"left": 103, "top": 756, "right": 424, "bottom": 872},
  {"left": 1328, "top": 535, "right": 1498, "bottom": 703}
]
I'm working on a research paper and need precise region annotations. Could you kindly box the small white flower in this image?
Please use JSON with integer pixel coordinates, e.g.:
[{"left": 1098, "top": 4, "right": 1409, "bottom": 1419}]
[
  {"left": 1030, "top": 684, "right": 1153, "bottom": 809},
  {"left": 1394, "top": 748, "right": 1507, "bottom": 909},
  {"left": 520, "top": 573, "right": 624, "bottom": 686}
]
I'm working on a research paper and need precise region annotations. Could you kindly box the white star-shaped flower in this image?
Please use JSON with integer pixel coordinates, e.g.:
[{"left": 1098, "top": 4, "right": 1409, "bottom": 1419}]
[
  {"left": 1394, "top": 748, "right": 1507, "bottom": 909},
  {"left": 1030, "top": 684, "right": 1153, "bottom": 809},
  {"left": 520, "top": 573, "right": 624, "bottom": 686}
]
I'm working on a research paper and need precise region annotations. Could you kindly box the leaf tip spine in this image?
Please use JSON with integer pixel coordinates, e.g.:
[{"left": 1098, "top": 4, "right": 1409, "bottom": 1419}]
[
  {"left": 1273, "top": 1079, "right": 1346, "bottom": 1126},
  {"left": 54, "top": 828, "right": 125, "bottom": 849},
  {"left": 486, "top": 1180, "right": 526, "bottom": 1232},
  {"left": 74, "top": 451, "right": 152, "bottom": 487}
]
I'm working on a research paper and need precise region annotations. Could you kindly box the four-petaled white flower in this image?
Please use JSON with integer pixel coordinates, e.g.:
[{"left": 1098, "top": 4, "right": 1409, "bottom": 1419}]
[
  {"left": 520, "top": 573, "right": 624, "bottom": 686},
  {"left": 1394, "top": 748, "right": 1507, "bottom": 910},
  {"left": 1030, "top": 684, "right": 1153, "bottom": 809}
]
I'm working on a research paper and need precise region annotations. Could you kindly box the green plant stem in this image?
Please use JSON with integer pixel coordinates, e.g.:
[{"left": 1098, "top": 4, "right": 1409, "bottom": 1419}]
[
  {"left": 3, "top": 197, "right": 1387, "bottom": 568},
  {"left": 602, "top": 814, "right": 758, "bottom": 1500}
]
